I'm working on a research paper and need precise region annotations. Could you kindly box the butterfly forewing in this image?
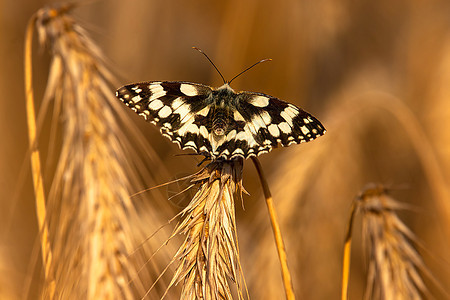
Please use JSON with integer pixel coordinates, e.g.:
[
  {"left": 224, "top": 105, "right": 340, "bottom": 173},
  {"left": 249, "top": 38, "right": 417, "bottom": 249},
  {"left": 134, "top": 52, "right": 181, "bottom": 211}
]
[
  {"left": 210, "top": 91, "right": 326, "bottom": 159},
  {"left": 116, "top": 81, "right": 215, "bottom": 155},
  {"left": 116, "top": 81, "right": 326, "bottom": 160},
  {"left": 242, "top": 92, "right": 325, "bottom": 144}
]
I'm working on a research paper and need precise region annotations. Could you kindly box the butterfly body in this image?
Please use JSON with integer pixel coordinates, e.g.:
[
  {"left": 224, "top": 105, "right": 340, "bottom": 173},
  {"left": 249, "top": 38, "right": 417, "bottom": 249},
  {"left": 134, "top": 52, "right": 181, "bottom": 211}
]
[{"left": 116, "top": 81, "right": 325, "bottom": 160}]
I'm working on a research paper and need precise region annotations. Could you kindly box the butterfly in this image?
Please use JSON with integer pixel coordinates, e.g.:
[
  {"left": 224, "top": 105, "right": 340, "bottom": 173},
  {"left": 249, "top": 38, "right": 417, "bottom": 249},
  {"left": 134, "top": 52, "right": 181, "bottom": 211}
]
[{"left": 115, "top": 50, "right": 325, "bottom": 161}]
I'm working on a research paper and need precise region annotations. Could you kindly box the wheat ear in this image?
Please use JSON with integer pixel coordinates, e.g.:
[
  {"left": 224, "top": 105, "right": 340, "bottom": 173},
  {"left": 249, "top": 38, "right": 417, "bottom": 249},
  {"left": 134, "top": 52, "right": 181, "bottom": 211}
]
[
  {"left": 357, "top": 184, "right": 431, "bottom": 300},
  {"left": 28, "top": 3, "right": 167, "bottom": 298},
  {"left": 162, "top": 159, "right": 247, "bottom": 299}
]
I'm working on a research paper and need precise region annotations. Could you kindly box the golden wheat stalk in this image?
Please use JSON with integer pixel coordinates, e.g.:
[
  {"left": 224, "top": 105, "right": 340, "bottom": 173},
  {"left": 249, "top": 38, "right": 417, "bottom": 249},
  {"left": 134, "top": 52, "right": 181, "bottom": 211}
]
[
  {"left": 341, "top": 201, "right": 356, "bottom": 300},
  {"left": 251, "top": 157, "right": 295, "bottom": 300},
  {"left": 24, "top": 11, "right": 55, "bottom": 296},
  {"left": 26, "top": 3, "right": 169, "bottom": 298},
  {"left": 161, "top": 159, "right": 246, "bottom": 299},
  {"left": 356, "top": 184, "right": 431, "bottom": 300}
]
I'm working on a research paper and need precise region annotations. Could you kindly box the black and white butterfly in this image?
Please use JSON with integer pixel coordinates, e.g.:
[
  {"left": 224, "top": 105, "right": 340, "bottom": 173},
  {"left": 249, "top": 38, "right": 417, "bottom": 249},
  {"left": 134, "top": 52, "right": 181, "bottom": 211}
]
[{"left": 116, "top": 52, "right": 325, "bottom": 161}]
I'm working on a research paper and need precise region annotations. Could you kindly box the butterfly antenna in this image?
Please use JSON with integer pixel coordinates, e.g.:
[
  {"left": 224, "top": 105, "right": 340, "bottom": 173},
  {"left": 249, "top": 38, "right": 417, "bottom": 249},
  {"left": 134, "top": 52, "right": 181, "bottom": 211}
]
[
  {"left": 228, "top": 58, "right": 272, "bottom": 85},
  {"left": 192, "top": 47, "right": 227, "bottom": 84}
]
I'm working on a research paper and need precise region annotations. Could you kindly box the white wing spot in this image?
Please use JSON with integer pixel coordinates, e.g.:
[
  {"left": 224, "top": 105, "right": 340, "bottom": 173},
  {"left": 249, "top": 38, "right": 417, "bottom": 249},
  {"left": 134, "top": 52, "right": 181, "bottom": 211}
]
[
  {"left": 250, "top": 96, "right": 270, "bottom": 107},
  {"left": 234, "top": 110, "right": 246, "bottom": 122},
  {"left": 243, "top": 122, "right": 258, "bottom": 137},
  {"left": 149, "top": 84, "right": 166, "bottom": 101},
  {"left": 236, "top": 130, "right": 247, "bottom": 141},
  {"left": 171, "top": 97, "right": 184, "bottom": 110},
  {"left": 123, "top": 94, "right": 130, "bottom": 99},
  {"left": 180, "top": 84, "right": 198, "bottom": 96},
  {"left": 174, "top": 102, "right": 191, "bottom": 122},
  {"left": 176, "top": 115, "right": 196, "bottom": 136},
  {"left": 280, "top": 110, "right": 294, "bottom": 127},
  {"left": 268, "top": 124, "right": 280, "bottom": 137},
  {"left": 199, "top": 126, "right": 209, "bottom": 138},
  {"left": 232, "top": 148, "right": 244, "bottom": 155},
  {"left": 163, "top": 122, "right": 172, "bottom": 129},
  {"left": 197, "top": 106, "right": 210, "bottom": 117},
  {"left": 251, "top": 115, "right": 266, "bottom": 132},
  {"left": 148, "top": 99, "right": 164, "bottom": 110},
  {"left": 171, "top": 138, "right": 181, "bottom": 147},
  {"left": 285, "top": 105, "right": 299, "bottom": 118},
  {"left": 187, "top": 123, "right": 199, "bottom": 134},
  {"left": 220, "top": 149, "right": 230, "bottom": 156},
  {"left": 131, "top": 95, "right": 142, "bottom": 103},
  {"left": 185, "top": 140, "right": 197, "bottom": 148},
  {"left": 278, "top": 122, "right": 291, "bottom": 134},
  {"left": 158, "top": 106, "right": 172, "bottom": 118},
  {"left": 303, "top": 118, "right": 310, "bottom": 124},
  {"left": 226, "top": 129, "right": 236, "bottom": 141},
  {"left": 210, "top": 134, "right": 226, "bottom": 152},
  {"left": 301, "top": 126, "right": 310, "bottom": 135},
  {"left": 260, "top": 111, "right": 272, "bottom": 125},
  {"left": 258, "top": 149, "right": 269, "bottom": 156},
  {"left": 239, "top": 127, "right": 258, "bottom": 147}
]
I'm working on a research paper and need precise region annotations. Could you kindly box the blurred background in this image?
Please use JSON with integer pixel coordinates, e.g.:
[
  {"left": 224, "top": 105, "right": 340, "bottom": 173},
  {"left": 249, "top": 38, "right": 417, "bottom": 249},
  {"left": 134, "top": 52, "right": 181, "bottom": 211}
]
[{"left": 1, "top": 0, "right": 450, "bottom": 299}]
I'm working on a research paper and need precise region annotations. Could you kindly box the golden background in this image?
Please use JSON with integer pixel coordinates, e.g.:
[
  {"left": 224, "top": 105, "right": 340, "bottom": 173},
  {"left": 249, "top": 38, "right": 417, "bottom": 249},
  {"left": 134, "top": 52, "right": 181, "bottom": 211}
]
[{"left": 1, "top": 0, "right": 449, "bottom": 299}]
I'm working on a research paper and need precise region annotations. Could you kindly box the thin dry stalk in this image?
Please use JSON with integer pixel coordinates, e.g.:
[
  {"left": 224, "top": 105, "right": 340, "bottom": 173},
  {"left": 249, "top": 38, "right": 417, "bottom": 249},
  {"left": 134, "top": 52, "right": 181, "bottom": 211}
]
[
  {"left": 24, "top": 12, "right": 54, "bottom": 296},
  {"left": 356, "top": 184, "right": 431, "bottom": 300},
  {"left": 251, "top": 157, "right": 295, "bottom": 300},
  {"left": 166, "top": 159, "right": 246, "bottom": 300},
  {"left": 30, "top": 3, "right": 167, "bottom": 299},
  {"left": 341, "top": 201, "right": 356, "bottom": 300}
]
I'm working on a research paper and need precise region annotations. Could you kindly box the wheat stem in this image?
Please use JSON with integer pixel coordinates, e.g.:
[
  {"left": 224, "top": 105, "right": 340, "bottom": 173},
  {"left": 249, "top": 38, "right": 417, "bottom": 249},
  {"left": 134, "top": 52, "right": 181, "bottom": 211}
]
[
  {"left": 24, "top": 12, "right": 55, "bottom": 296},
  {"left": 341, "top": 201, "right": 357, "bottom": 300},
  {"left": 251, "top": 157, "right": 295, "bottom": 300}
]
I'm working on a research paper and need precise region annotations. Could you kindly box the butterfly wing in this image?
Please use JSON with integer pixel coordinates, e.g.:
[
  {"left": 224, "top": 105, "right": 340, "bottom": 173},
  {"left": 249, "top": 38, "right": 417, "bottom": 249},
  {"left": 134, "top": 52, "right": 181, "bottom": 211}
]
[
  {"left": 116, "top": 81, "right": 215, "bottom": 156},
  {"left": 213, "top": 91, "right": 326, "bottom": 160},
  {"left": 116, "top": 82, "right": 326, "bottom": 160}
]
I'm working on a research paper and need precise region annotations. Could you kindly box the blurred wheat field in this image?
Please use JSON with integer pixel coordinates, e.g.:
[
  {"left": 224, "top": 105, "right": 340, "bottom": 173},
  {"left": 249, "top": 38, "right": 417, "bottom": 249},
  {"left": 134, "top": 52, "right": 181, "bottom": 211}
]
[{"left": 1, "top": 0, "right": 450, "bottom": 299}]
